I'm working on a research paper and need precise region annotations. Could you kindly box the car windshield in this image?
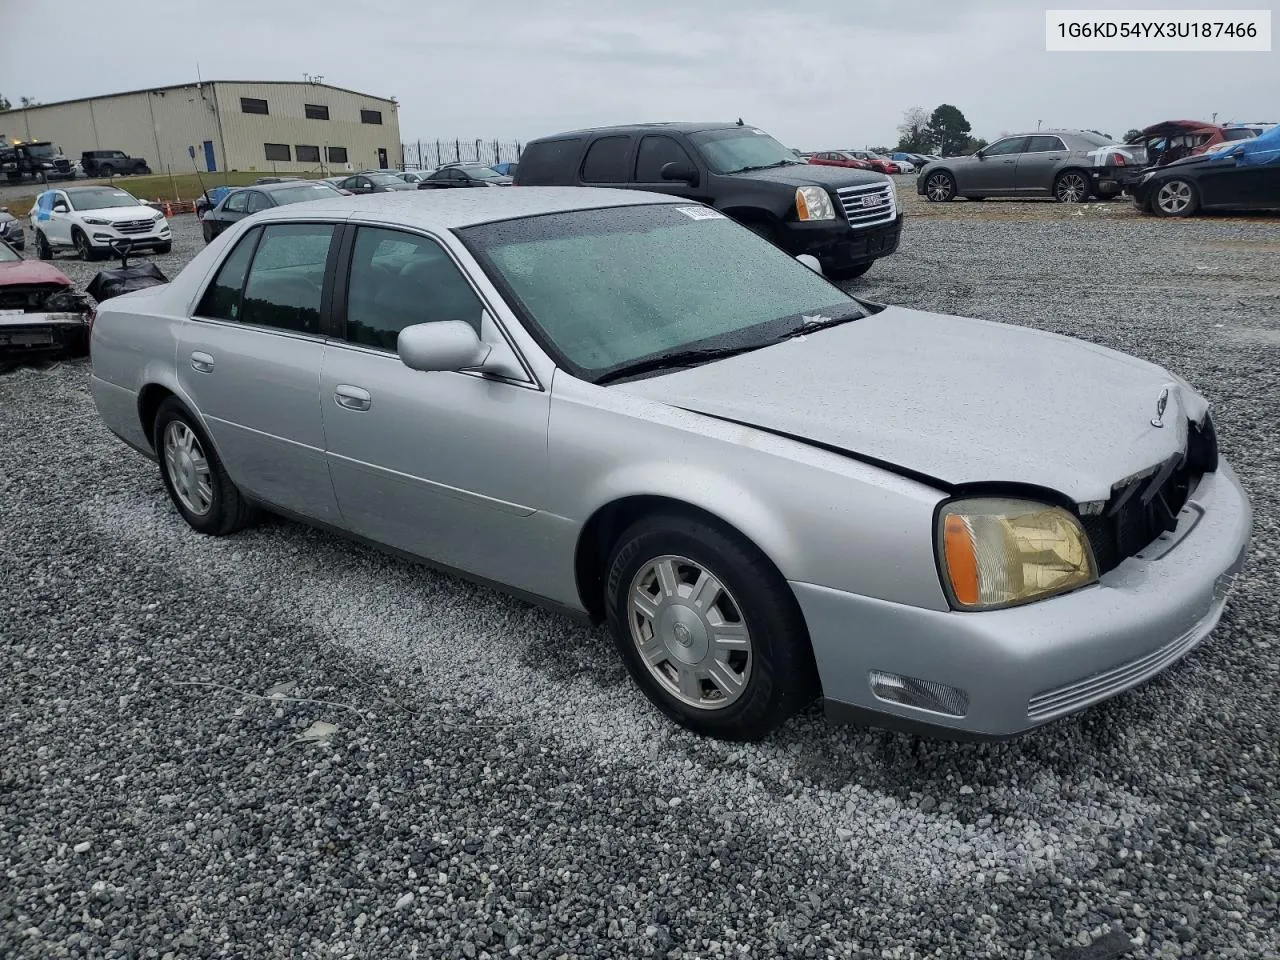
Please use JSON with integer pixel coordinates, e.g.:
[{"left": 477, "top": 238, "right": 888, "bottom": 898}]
[
  {"left": 459, "top": 203, "right": 860, "bottom": 381},
  {"left": 27, "top": 144, "right": 56, "bottom": 159},
  {"left": 689, "top": 128, "right": 806, "bottom": 175},
  {"left": 271, "top": 183, "right": 343, "bottom": 204},
  {"left": 0, "top": 242, "right": 20, "bottom": 263},
  {"left": 68, "top": 188, "right": 145, "bottom": 211},
  {"left": 454, "top": 165, "right": 504, "bottom": 179}
]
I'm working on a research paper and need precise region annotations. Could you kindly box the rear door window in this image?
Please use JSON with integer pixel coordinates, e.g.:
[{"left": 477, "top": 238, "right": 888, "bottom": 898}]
[
  {"left": 580, "top": 136, "right": 631, "bottom": 183},
  {"left": 1026, "top": 136, "right": 1066, "bottom": 152},
  {"left": 239, "top": 223, "right": 336, "bottom": 334}
]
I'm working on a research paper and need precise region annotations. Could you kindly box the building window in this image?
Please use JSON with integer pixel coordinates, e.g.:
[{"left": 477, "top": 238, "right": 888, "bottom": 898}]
[
  {"left": 264, "top": 143, "right": 291, "bottom": 162},
  {"left": 360, "top": 109, "right": 383, "bottom": 125},
  {"left": 304, "top": 104, "right": 329, "bottom": 121},
  {"left": 296, "top": 145, "right": 321, "bottom": 164},
  {"left": 326, "top": 146, "right": 348, "bottom": 164},
  {"left": 240, "top": 97, "right": 269, "bottom": 115}
]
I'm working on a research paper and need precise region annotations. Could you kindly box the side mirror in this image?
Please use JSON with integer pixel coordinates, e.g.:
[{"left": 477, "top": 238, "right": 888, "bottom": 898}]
[
  {"left": 398, "top": 320, "right": 492, "bottom": 373},
  {"left": 974, "top": 149, "right": 986, "bottom": 160},
  {"left": 796, "top": 254, "right": 823, "bottom": 275},
  {"left": 660, "top": 161, "right": 700, "bottom": 186},
  {"left": 52, "top": 202, "right": 70, "bottom": 213}
]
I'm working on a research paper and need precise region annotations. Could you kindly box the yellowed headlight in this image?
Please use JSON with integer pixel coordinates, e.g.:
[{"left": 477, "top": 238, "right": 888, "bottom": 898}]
[{"left": 938, "top": 498, "right": 1097, "bottom": 610}]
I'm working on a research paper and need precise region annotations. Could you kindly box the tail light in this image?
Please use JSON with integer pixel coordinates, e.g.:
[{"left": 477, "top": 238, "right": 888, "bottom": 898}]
[{"left": 1115, "top": 155, "right": 1126, "bottom": 166}]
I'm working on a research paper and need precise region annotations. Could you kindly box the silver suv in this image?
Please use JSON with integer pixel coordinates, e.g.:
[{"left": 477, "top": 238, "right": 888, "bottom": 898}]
[{"left": 916, "top": 130, "right": 1132, "bottom": 203}]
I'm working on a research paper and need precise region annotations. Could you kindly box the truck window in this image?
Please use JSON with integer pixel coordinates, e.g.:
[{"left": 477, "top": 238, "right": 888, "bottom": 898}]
[
  {"left": 580, "top": 137, "right": 631, "bottom": 184},
  {"left": 633, "top": 136, "right": 694, "bottom": 182},
  {"left": 514, "top": 138, "right": 583, "bottom": 185}
]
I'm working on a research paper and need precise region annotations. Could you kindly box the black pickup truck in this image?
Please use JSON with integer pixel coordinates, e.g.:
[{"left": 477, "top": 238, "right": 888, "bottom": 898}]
[{"left": 513, "top": 121, "right": 902, "bottom": 280}]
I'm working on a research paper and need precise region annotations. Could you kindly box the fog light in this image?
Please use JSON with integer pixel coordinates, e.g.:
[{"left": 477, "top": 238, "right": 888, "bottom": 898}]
[{"left": 869, "top": 671, "right": 969, "bottom": 718}]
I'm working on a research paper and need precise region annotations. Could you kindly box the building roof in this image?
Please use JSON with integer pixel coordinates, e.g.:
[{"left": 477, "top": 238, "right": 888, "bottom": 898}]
[
  {"left": 0, "top": 80, "right": 397, "bottom": 114},
  {"left": 251, "top": 187, "right": 682, "bottom": 230}
]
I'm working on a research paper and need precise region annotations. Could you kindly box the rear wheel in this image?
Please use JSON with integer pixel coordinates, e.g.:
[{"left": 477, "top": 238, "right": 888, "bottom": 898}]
[
  {"left": 1152, "top": 178, "right": 1199, "bottom": 217},
  {"left": 1054, "top": 170, "right": 1091, "bottom": 203},
  {"left": 153, "top": 398, "right": 256, "bottom": 536},
  {"left": 924, "top": 170, "right": 956, "bottom": 202},
  {"left": 604, "top": 512, "right": 816, "bottom": 741},
  {"left": 98, "top": 164, "right": 115, "bottom": 178}
]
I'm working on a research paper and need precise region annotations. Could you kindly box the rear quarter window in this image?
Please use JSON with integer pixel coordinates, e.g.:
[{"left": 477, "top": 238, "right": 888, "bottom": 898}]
[{"left": 512, "top": 138, "right": 584, "bottom": 185}]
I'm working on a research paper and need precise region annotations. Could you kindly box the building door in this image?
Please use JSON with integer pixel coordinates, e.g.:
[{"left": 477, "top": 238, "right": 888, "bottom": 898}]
[
  {"left": 203, "top": 140, "right": 217, "bottom": 172},
  {"left": 377, "top": 147, "right": 388, "bottom": 169}
]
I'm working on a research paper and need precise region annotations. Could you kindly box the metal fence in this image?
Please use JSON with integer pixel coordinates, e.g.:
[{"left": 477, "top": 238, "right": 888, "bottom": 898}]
[{"left": 401, "top": 139, "right": 523, "bottom": 170}]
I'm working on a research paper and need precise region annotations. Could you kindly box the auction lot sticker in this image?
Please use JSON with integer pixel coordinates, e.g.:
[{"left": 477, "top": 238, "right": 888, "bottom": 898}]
[{"left": 1046, "top": 9, "right": 1271, "bottom": 50}]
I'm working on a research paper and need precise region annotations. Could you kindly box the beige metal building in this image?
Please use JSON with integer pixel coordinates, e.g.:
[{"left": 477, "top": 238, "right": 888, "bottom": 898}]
[{"left": 0, "top": 80, "right": 402, "bottom": 176}]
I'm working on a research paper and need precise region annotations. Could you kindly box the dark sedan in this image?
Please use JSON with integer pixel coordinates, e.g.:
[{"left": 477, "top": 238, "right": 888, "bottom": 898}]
[
  {"left": 337, "top": 173, "right": 417, "bottom": 195},
  {"left": 1132, "top": 125, "right": 1280, "bottom": 216},
  {"left": 0, "top": 206, "right": 25, "bottom": 250},
  {"left": 200, "top": 180, "right": 346, "bottom": 243},
  {"left": 416, "top": 163, "right": 513, "bottom": 189}
]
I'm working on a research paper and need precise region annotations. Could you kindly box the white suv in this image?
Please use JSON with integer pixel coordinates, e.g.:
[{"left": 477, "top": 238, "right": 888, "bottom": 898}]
[{"left": 29, "top": 184, "right": 172, "bottom": 261}]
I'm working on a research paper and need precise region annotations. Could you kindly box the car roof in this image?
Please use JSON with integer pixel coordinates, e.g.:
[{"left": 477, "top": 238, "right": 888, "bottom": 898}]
[
  {"left": 529, "top": 121, "right": 743, "bottom": 140},
  {"left": 63, "top": 184, "right": 134, "bottom": 193},
  {"left": 249, "top": 187, "right": 686, "bottom": 229},
  {"left": 255, "top": 179, "right": 340, "bottom": 193}
]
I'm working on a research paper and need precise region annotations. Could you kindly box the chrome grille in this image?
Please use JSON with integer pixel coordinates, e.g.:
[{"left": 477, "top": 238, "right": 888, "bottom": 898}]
[
  {"left": 835, "top": 182, "right": 897, "bottom": 227},
  {"left": 113, "top": 218, "right": 155, "bottom": 235},
  {"left": 1027, "top": 623, "right": 1208, "bottom": 722}
]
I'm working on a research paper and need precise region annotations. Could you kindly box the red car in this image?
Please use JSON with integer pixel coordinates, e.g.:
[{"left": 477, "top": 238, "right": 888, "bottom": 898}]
[
  {"left": 808, "top": 151, "right": 875, "bottom": 172},
  {"left": 1128, "top": 120, "right": 1257, "bottom": 167},
  {"left": 843, "top": 150, "right": 902, "bottom": 175},
  {"left": 0, "top": 239, "right": 92, "bottom": 370}
]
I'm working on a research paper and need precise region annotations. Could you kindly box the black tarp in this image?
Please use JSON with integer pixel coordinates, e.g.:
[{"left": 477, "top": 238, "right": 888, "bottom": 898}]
[{"left": 85, "top": 263, "right": 169, "bottom": 304}]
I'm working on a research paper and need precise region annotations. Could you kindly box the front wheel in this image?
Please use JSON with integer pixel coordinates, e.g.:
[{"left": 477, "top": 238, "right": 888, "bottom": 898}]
[
  {"left": 36, "top": 231, "right": 52, "bottom": 260},
  {"left": 153, "top": 398, "right": 256, "bottom": 536},
  {"left": 824, "top": 261, "right": 874, "bottom": 282},
  {"left": 924, "top": 170, "right": 956, "bottom": 202},
  {"left": 1054, "top": 170, "right": 1091, "bottom": 203},
  {"left": 604, "top": 513, "right": 817, "bottom": 741},
  {"left": 1152, "top": 179, "right": 1199, "bottom": 217},
  {"left": 73, "top": 228, "right": 97, "bottom": 262}
]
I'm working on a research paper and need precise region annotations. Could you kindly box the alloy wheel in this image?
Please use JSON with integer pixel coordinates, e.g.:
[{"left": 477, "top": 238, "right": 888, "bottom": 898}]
[
  {"left": 1156, "top": 180, "right": 1193, "bottom": 215},
  {"left": 627, "top": 555, "right": 753, "bottom": 710},
  {"left": 926, "top": 173, "right": 954, "bottom": 202},
  {"left": 163, "top": 420, "right": 214, "bottom": 516},
  {"left": 1056, "top": 172, "right": 1089, "bottom": 203}
]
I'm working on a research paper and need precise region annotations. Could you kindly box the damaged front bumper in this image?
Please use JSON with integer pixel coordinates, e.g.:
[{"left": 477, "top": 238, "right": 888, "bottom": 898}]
[{"left": 0, "top": 310, "right": 92, "bottom": 364}]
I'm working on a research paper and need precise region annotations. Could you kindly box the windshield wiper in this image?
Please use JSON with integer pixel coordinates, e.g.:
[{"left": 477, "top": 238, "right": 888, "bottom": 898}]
[
  {"left": 726, "top": 160, "right": 804, "bottom": 174},
  {"left": 772, "top": 307, "right": 867, "bottom": 342},
  {"left": 594, "top": 343, "right": 765, "bottom": 384}
]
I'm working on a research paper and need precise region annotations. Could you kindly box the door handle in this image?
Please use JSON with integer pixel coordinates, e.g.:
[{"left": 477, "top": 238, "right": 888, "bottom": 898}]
[
  {"left": 190, "top": 351, "right": 215, "bottom": 373},
  {"left": 334, "top": 384, "right": 372, "bottom": 412}
]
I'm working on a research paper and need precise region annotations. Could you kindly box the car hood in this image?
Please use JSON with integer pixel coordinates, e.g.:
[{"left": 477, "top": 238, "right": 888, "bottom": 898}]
[
  {"left": 76, "top": 205, "right": 161, "bottom": 223},
  {"left": 726, "top": 163, "right": 887, "bottom": 189},
  {"left": 0, "top": 259, "right": 72, "bottom": 286},
  {"left": 611, "top": 307, "right": 1204, "bottom": 505}
]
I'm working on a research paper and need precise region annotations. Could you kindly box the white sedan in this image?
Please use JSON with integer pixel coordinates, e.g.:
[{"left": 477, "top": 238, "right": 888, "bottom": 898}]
[{"left": 29, "top": 185, "right": 171, "bottom": 260}]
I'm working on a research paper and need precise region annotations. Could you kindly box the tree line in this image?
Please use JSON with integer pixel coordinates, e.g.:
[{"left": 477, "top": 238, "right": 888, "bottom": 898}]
[{"left": 889, "top": 105, "right": 1148, "bottom": 156}]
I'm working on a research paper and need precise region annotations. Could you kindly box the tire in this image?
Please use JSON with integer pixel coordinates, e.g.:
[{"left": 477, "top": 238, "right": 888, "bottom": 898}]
[
  {"left": 72, "top": 228, "right": 97, "bottom": 262},
  {"left": 1054, "top": 169, "right": 1091, "bottom": 203},
  {"left": 99, "top": 164, "right": 115, "bottom": 178},
  {"left": 604, "top": 512, "right": 816, "bottom": 741},
  {"left": 134, "top": 164, "right": 151, "bottom": 175},
  {"left": 36, "top": 231, "right": 53, "bottom": 260},
  {"left": 824, "top": 261, "right": 874, "bottom": 282},
  {"left": 924, "top": 170, "right": 956, "bottom": 202},
  {"left": 153, "top": 398, "right": 256, "bottom": 536},
  {"left": 201, "top": 221, "right": 215, "bottom": 244},
  {"left": 155, "top": 241, "right": 172, "bottom": 254},
  {"left": 1152, "top": 178, "right": 1199, "bottom": 218}
]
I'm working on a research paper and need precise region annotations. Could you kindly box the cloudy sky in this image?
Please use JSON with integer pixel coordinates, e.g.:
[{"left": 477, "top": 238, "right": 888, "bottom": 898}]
[{"left": 4, "top": 0, "right": 1276, "bottom": 148}]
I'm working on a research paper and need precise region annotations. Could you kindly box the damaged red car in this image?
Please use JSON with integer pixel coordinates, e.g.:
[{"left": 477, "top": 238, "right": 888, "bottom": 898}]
[
  {"left": 1127, "top": 121, "right": 1256, "bottom": 167},
  {"left": 0, "top": 240, "right": 93, "bottom": 371}
]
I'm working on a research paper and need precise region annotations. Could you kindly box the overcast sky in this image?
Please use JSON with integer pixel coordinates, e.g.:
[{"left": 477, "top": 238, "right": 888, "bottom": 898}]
[{"left": 3, "top": 0, "right": 1276, "bottom": 148}]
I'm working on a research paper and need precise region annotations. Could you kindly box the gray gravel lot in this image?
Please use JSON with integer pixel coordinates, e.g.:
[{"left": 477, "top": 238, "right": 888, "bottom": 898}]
[{"left": 2, "top": 207, "right": 1279, "bottom": 960}]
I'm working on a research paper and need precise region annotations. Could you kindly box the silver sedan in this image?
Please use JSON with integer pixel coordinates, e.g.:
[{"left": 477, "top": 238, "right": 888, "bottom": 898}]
[{"left": 89, "top": 190, "right": 1251, "bottom": 741}]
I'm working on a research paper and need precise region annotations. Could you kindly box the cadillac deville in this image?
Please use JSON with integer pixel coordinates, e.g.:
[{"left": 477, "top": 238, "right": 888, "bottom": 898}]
[{"left": 88, "top": 189, "right": 1252, "bottom": 741}]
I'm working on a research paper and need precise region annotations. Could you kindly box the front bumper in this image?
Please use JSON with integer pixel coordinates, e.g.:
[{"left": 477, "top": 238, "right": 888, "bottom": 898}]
[
  {"left": 782, "top": 214, "right": 903, "bottom": 267},
  {"left": 87, "top": 221, "right": 171, "bottom": 250},
  {"left": 0, "top": 225, "right": 24, "bottom": 247},
  {"left": 0, "top": 311, "right": 91, "bottom": 362},
  {"left": 795, "top": 462, "right": 1252, "bottom": 739}
]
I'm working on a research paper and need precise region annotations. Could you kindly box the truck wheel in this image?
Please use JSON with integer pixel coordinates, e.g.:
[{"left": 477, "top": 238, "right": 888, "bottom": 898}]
[
  {"left": 36, "top": 231, "right": 53, "bottom": 260},
  {"left": 824, "top": 262, "right": 873, "bottom": 282},
  {"left": 99, "top": 164, "right": 115, "bottom": 178}
]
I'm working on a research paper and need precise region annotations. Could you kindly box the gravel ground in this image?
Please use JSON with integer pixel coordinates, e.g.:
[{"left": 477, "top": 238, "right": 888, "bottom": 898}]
[{"left": 2, "top": 208, "right": 1279, "bottom": 960}]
